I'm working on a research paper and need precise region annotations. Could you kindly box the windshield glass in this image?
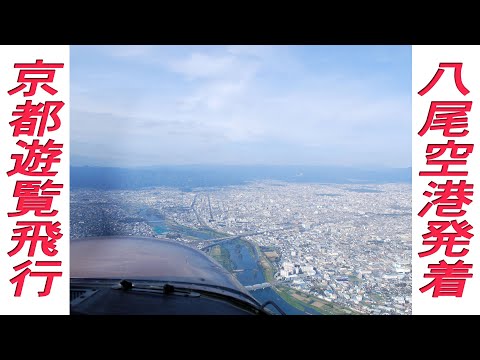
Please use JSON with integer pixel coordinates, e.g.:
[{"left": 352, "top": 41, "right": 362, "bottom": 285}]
[{"left": 70, "top": 45, "right": 412, "bottom": 315}]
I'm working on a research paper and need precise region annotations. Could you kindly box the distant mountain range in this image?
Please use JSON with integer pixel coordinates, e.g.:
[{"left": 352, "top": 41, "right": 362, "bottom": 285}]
[{"left": 70, "top": 165, "right": 412, "bottom": 191}]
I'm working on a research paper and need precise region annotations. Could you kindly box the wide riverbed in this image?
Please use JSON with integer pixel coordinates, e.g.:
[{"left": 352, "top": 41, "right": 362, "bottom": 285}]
[{"left": 147, "top": 214, "right": 321, "bottom": 315}]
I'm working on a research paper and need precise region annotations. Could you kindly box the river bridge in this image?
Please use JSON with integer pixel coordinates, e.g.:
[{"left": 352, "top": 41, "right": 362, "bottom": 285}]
[
  {"left": 244, "top": 279, "right": 288, "bottom": 291},
  {"left": 244, "top": 282, "right": 272, "bottom": 291},
  {"left": 200, "top": 226, "right": 294, "bottom": 250}
]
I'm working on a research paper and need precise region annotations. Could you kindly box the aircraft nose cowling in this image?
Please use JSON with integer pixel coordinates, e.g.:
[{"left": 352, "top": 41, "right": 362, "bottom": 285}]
[{"left": 70, "top": 235, "right": 248, "bottom": 293}]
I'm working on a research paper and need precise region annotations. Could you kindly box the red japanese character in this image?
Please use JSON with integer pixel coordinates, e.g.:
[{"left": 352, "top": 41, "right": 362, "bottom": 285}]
[
  {"left": 9, "top": 221, "right": 62, "bottom": 257},
  {"left": 7, "top": 139, "right": 63, "bottom": 177},
  {"left": 10, "top": 261, "right": 31, "bottom": 297},
  {"left": 10, "top": 100, "right": 64, "bottom": 137},
  {"left": 420, "top": 260, "right": 473, "bottom": 297},
  {"left": 418, "top": 63, "right": 470, "bottom": 96},
  {"left": 8, "top": 179, "right": 63, "bottom": 217},
  {"left": 8, "top": 59, "right": 64, "bottom": 97},
  {"left": 419, "top": 220, "right": 473, "bottom": 258},
  {"left": 10, "top": 260, "right": 62, "bottom": 297},
  {"left": 418, "top": 180, "right": 473, "bottom": 217},
  {"left": 418, "top": 140, "right": 473, "bottom": 176},
  {"left": 418, "top": 101, "right": 472, "bottom": 137}
]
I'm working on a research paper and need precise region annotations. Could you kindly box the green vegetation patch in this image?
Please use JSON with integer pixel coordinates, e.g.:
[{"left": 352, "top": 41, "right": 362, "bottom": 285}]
[
  {"left": 207, "top": 244, "right": 235, "bottom": 272},
  {"left": 275, "top": 286, "right": 362, "bottom": 315}
]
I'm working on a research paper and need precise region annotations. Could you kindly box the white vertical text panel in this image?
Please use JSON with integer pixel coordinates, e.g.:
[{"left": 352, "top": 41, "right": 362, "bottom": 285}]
[
  {"left": 412, "top": 46, "right": 480, "bottom": 314},
  {"left": 0, "top": 45, "right": 69, "bottom": 314}
]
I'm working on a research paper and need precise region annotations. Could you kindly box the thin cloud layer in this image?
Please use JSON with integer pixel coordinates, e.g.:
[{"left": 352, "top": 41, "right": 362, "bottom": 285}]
[{"left": 71, "top": 45, "right": 411, "bottom": 167}]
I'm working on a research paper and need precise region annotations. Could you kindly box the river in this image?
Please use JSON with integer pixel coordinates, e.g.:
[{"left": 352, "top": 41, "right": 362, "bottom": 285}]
[
  {"left": 145, "top": 213, "right": 321, "bottom": 315},
  {"left": 219, "top": 240, "right": 321, "bottom": 315}
]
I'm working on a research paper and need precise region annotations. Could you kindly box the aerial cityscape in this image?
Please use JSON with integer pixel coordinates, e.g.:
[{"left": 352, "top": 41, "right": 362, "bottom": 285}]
[
  {"left": 71, "top": 45, "right": 412, "bottom": 315},
  {"left": 71, "top": 180, "right": 412, "bottom": 315}
]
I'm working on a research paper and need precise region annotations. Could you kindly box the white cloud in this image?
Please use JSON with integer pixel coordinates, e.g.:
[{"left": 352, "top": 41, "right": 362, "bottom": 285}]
[
  {"left": 167, "top": 52, "right": 237, "bottom": 79},
  {"left": 71, "top": 45, "right": 411, "bottom": 167}
]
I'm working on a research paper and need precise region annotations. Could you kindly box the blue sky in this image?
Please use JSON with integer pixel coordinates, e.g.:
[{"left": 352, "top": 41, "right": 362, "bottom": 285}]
[{"left": 71, "top": 45, "right": 411, "bottom": 168}]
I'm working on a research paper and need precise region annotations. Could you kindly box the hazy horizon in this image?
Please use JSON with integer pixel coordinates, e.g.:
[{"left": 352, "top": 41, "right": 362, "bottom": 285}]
[
  {"left": 71, "top": 45, "right": 411, "bottom": 168},
  {"left": 71, "top": 163, "right": 412, "bottom": 169}
]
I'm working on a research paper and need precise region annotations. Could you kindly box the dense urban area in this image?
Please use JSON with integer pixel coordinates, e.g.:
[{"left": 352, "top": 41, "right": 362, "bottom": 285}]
[{"left": 71, "top": 181, "right": 412, "bottom": 315}]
